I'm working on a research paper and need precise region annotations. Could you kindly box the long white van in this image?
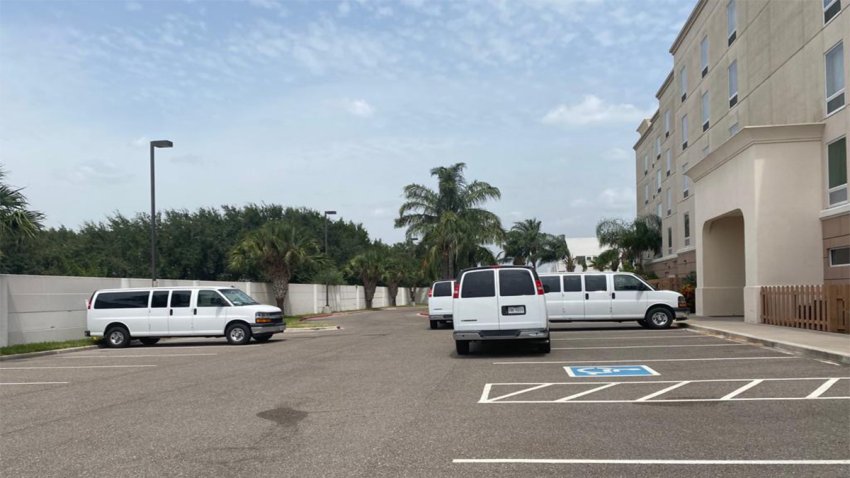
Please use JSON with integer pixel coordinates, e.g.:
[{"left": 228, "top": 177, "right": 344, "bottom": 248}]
[
  {"left": 539, "top": 272, "right": 688, "bottom": 329},
  {"left": 86, "top": 286, "right": 284, "bottom": 347},
  {"left": 452, "top": 266, "right": 550, "bottom": 355},
  {"left": 427, "top": 280, "right": 454, "bottom": 329}
]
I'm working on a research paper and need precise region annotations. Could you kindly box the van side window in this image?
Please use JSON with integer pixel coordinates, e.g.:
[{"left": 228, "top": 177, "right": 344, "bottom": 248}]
[
  {"left": 433, "top": 282, "right": 452, "bottom": 297},
  {"left": 151, "top": 291, "right": 169, "bottom": 308},
  {"left": 461, "top": 271, "right": 495, "bottom": 298},
  {"left": 563, "top": 276, "right": 582, "bottom": 292},
  {"left": 584, "top": 275, "right": 607, "bottom": 292},
  {"left": 198, "top": 290, "right": 227, "bottom": 307},
  {"left": 170, "top": 291, "right": 191, "bottom": 308},
  {"left": 614, "top": 275, "right": 645, "bottom": 291},
  {"left": 94, "top": 291, "right": 150, "bottom": 309},
  {"left": 540, "top": 276, "right": 561, "bottom": 293},
  {"left": 499, "top": 269, "right": 535, "bottom": 296}
]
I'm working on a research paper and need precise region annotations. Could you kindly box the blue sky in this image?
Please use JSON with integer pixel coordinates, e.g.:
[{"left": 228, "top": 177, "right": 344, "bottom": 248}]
[{"left": 0, "top": 0, "right": 693, "bottom": 244}]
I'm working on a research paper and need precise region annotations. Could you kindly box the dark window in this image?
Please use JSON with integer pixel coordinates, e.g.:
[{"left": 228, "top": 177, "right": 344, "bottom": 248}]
[
  {"left": 825, "top": 0, "right": 841, "bottom": 24},
  {"left": 614, "top": 275, "right": 645, "bottom": 291},
  {"left": 170, "top": 290, "right": 192, "bottom": 308},
  {"left": 461, "top": 271, "right": 495, "bottom": 298},
  {"left": 198, "top": 290, "right": 227, "bottom": 307},
  {"left": 151, "top": 291, "right": 169, "bottom": 308},
  {"left": 94, "top": 291, "right": 150, "bottom": 309},
  {"left": 830, "top": 247, "right": 850, "bottom": 266},
  {"left": 433, "top": 282, "right": 452, "bottom": 297},
  {"left": 584, "top": 275, "right": 607, "bottom": 292},
  {"left": 540, "top": 276, "right": 561, "bottom": 294},
  {"left": 563, "top": 276, "right": 582, "bottom": 292},
  {"left": 499, "top": 269, "right": 535, "bottom": 297}
]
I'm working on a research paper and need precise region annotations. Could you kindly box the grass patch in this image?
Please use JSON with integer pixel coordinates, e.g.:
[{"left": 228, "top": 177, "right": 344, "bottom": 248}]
[
  {"left": 1, "top": 338, "right": 100, "bottom": 356},
  {"left": 285, "top": 316, "right": 330, "bottom": 328}
]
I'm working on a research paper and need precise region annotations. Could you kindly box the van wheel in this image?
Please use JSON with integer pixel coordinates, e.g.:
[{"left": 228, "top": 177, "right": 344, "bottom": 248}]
[
  {"left": 226, "top": 323, "right": 252, "bottom": 345},
  {"left": 538, "top": 340, "right": 551, "bottom": 354},
  {"left": 637, "top": 319, "right": 652, "bottom": 329},
  {"left": 429, "top": 320, "right": 438, "bottom": 330},
  {"left": 105, "top": 326, "right": 130, "bottom": 348},
  {"left": 139, "top": 338, "right": 160, "bottom": 346},
  {"left": 253, "top": 333, "right": 273, "bottom": 343},
  {"left": 455, "top": 340, "right": 470, "bottom": 355},
  {"left": 646, "top": 308, "right": 674, "bottom": 329}
]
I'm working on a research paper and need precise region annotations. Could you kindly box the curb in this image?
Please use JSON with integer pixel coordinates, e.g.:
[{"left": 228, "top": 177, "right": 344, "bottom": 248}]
[
  {"left": 680, "top": 322, "right": 850, "bottom": 365},
  {"left": 286, "top": 326, "right": 342, "bottom": 333},
  {"left": 0, "top": 345, "right": 100, "bottom": 362}
]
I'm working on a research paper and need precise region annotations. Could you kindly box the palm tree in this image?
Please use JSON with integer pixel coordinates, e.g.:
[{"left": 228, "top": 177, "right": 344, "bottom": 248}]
[
  {"left": 0, "top": 166, "right": 44, "bottom": 243},
  {"left": 596, "top": 214, "right": 662, "bottom": 272},
  {"left": 502, "top": 220, "right": 570, "bottom": 269},
  {"left": 595, "top": 248, "right": 621, "bottom": 272},
  {"left": 347, "top": 248, "right": 386, "bottom": 309},
  {"left": 396, "top": 163, "right": 503, "bottom": 279},
  {"left": 229, "top": 221, "right": 323, "bottom": 311}
]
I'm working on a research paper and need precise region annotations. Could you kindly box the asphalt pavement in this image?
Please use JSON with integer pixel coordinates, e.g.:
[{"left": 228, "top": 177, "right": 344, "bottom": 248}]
[{"left": 1, "top": 308, "right": 848, "bottom": 477}]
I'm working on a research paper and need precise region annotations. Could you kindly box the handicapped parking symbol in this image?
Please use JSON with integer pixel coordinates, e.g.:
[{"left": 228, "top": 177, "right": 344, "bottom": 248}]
[{"left": 565, "top": 365, "right": 660, "bottom": 377}]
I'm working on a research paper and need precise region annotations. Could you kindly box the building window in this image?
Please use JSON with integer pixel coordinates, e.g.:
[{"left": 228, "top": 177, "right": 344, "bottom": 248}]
[
  {"left": 665, "top": 149, "right": 672, "bottom": 176},
  {"left": 656, "top": 137, "right": 661, "bottom": 159},
  {"left": 683, "top": 163, "right": 690, "bottom": 197},
  {"left": 729, "top": 121, "right": 740, "bottom": 137},
  {"left": 828, "top": 137, "right": 848, "bottom": 206},
  {"left": 666, "top": 188, "right": 672, "bottom": 216},
  {"left": 700, "top": 36, "right": 709, "bottom": 77},
  {"left": 681, "top": 115, "right": 688, "bottom": 150},
  {"left": 656, "top": 202, "right": 662, "bottom": 218},
  {"left": 667, "top": 227, "right": 673, "bottom": 255},
  {"left": 644, "top": 183, "right": 649, "bottom": 204},
  {"left": 728, "top": 60, "right": 738, "bottom": 107},
  {"left": 826, "top": 41, "right": 845, "bottom": 115},
  {"left": 664, "top": 110, "right": 671, "bottom": 137},
  {"left": 830, "top": 247, "right": 850, "bottom": 266},
  {"left": 644, "top": 154, "right": 648, "bottom": 175},
  {"left": 680, "top": 66, "right": 688, "bottom": 101},
  {"left": 701, "top": 92, "right": 710, "bottom": 131},
  {"left": 656, "top": 169, "right": 662, "bottom": 192},
  {"left": 727, "top": 0, "right": 737, "bottom": 45},
  {"left": 824, "top": 0, "right": 842, "bottom": 24},
  {"left": 683, "top": 213, "right": 691, "bottom": 247}
]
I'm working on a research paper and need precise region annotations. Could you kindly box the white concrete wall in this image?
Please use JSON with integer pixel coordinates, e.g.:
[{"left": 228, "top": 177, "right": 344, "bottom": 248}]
[{"left": 0, "top": 274, "right": 425, "bottom": 347}]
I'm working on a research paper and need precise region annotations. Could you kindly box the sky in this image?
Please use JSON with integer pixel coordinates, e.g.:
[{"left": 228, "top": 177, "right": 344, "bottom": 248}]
[{"left": 0, "top": 0, "right": 694, "bottom": 245}]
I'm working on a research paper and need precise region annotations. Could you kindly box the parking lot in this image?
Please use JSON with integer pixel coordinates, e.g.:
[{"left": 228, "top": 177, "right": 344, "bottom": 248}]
[{"left": 1, "top": 309, "right": 848, "bottom": 477}]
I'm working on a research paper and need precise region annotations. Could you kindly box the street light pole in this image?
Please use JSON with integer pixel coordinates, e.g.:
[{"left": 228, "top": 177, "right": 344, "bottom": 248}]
[
  {"left": 150, "top": 140, "right": 173, "bottom": 286},
  {"left": 323, "top": 210, "right": 337, "bottom": 313}
]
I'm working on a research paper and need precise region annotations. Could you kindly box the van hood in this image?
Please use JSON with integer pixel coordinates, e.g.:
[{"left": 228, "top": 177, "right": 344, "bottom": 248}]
[{"left": 241, "top": 304, "right": 282, "bottom": 314}]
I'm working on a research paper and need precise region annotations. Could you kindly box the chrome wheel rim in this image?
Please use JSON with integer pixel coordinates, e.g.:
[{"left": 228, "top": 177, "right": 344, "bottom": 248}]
[
  {"left": 109, "top": 331, "right": 124, "bottom": 345},
  {"left": 651, "top": 311, "right": 668, "bottom": 326},
  {"left": 230, "top": 328, "right": 245, "bottom": 342}
]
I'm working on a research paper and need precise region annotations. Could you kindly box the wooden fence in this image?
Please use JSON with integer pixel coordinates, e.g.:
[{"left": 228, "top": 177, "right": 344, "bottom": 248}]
[{"left": 761, "top": 284, "right": 850, "bottom": 334}]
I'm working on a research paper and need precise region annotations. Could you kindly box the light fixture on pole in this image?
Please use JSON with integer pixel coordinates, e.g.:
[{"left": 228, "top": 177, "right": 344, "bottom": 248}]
[
  {"left": 150, "top": 140, "right": 173, "bottom": 286},
  {"left": 323, "top": 210, "right": 337, "bottom": 313}
]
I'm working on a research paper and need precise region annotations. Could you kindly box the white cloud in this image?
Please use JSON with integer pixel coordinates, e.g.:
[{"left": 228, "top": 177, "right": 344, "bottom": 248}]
[
  {"left": 125, "top": 2, "right": 142, "bottom": 12},
  {"left": 343, "top": 98, "right": 375, "bottom": 118},
  {"left": 65, "top": 160, "right": 133, "bottom": 184},
  {"left": 542, "top": 95, "right": 651, "bottom": 127},
  {"left": 603, "top": 147, "right": 631, "bottom": 161}
]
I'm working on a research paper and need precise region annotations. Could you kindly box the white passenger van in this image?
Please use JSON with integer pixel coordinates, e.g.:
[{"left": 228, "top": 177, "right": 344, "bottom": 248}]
[
  {"left": 86, "top": 287, "right": 285, "bottom": 347},
  {"left": 452, "top": 266, "right": 549, "bottom": 355},
  {"left": 427, "top": 280, "right": 454, "bottom": 329},
  {"left": 538, "top": 272, "right": 688, "bottom": 329}
]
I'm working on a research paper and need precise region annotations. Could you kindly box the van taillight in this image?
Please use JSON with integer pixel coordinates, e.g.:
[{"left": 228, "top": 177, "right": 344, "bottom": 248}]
[
  {"left": 535, "top": 279, "right": 545, "bottom": 295},
  {"left": 86, "top": 293, "right": 95, "bottom": 310},
  {"left": 428, "top": 288, "right": 433, "bottom": 298},
  {"left": 453, "top": 282, "right": 460, "bottom": 299}
]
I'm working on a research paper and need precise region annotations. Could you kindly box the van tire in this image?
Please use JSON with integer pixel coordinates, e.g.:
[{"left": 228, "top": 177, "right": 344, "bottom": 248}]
[
  {"left": 105, "top": 326, "right": 130, "bottom": 348},
  {"left": 455, "top": 340, "right": 470, "bottom": 355},
  {"left": 139, "top": 337, "right": 160, "bottom": 346},
  {"left": 538, "top": 340, "right": 551, "bottom": 354},
  {"left": 430, "top": 320, "right": 438, "bottom": 330},
  {"left": 637, "top": 319, "right": 651, "bottom": 329},
  {"left": 253, "top": 333, "right": 273, "bottom": 343},
  {"left": 645, "top": 307, "right": 674, "bottom": 329},
  {"left": 225, "top": 323, "right": 252, "bottom": 345}
]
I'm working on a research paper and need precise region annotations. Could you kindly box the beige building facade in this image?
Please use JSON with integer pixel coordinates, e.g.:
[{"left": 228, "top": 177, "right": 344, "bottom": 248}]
[{"left": 634, "top": 0, "right": 849, "bottom": 322}]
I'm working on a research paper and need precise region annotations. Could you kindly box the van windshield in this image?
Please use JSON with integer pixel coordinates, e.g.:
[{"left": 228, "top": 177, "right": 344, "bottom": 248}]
[{"left": 220, "top": 289, "right": 259, "bottom": 306}]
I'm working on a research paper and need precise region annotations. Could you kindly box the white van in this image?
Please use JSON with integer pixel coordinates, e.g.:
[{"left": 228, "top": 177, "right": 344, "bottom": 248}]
[
  {"left": 86, "top": 287, "right": 284, "bottom": 347},
  {"left": 427, "top": 280, "right": 454, "bottom": 329},
  {"left": 538, "top": 272, "right": 688, "bottom": 329},
  {"left": 452, "top": 266, "right": 550, "bottom": 355}
]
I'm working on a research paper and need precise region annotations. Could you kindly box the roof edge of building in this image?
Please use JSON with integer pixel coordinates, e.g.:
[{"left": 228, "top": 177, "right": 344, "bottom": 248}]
[{"left": 670, "top": 0, "right": 709, "bottom": 55}]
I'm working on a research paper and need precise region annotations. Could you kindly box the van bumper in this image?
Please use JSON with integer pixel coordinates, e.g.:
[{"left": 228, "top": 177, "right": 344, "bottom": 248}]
[
  {"left": 251, "top": 324, "right": 286, "bottom": 335},
  {"left": 453, "top": 328, "right": 549, "bottom": 341},
  {"left": 429, "top": 314, "right": 453, "bottom": 321},
  {"left": 675, "top": 308, "right": 690, "bottom": 320}
]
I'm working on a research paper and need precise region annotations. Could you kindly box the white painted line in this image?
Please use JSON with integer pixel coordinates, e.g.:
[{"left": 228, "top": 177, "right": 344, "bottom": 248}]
[
  {"left": 555, "top": 383, "right": 618, "bottom": 402},
  {"left": 721, "top": 379, "right": 764, "bottom": 400},
  {"left": 485, "top": 383, "right": 554, "bottom": 403},
  {"left": 0, "top": 382, "right": 69, "bottom": 386},
  {"left": 553, "top": 344, "right": 745, "bottom": 350},
  {"left": 552, "top": 335, "right": 712, "bottom": 341},
  {"left": 486, "top": 397, "right": 850, "bottom": 404},
  {"left": 636, "top": 381, "right": 691, "bottom": 402},
  {"left": 815, "top": 359, "right": 842, "bottom": 367},
  {"left": 486, "top": 377, "right": 850, "bottom": 386},
  {"left": 127, "top": 345, "right": 261, "bottom": 350},
  {"left": 807, "top": 378, "right": 841, "bottom": 398},
  {"left": 63, "top": 354, "right": 217, "bottom": 358},
  {"left": 0, "top": 365, "right": 157, "bottom": 370},
  {"left": 453, "top": 459, "right": 850, "bottom": 465},
  {"left": 493, "top": 356, "right": 799, "bottom": 365}
]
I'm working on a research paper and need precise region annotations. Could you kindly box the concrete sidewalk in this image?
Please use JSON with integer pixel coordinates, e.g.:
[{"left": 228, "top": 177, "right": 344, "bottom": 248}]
[{"left": 681, "top": 316, "right": 850, "bottom": 365}]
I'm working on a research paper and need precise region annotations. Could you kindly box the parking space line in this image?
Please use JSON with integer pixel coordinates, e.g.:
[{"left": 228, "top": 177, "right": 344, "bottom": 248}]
[
  {"left": 551, "top": 335, "right": 713, "bottom": 341},
  {"left": 494, "top": 356, "right": 800, "bottom": 365},
  {"left": 63, "top": 354, "right": 217, "bottom": 358},
  {"left": 636, "top": 381, "right": 691, "bottom": 402},
  {"left": 127, "top": 345, "right": 261, "bottom": 350},
  {"left": 555, "top": 383, "right": 618, "bottom": 402},
  {"left": 552, "top": 344, "right": 746, "bottom": 350},
  {"left": 0, "top": 382, "right": 69, "bottom": 386},
  {"left": 453, "top": 459, "right": 850, "bottom": 465},
  {"left": 721, "top": 379, "right": 764, "bottom": 400},
  {"left": 807, "top": 378, "right": 841, "bottom": 398},
  {"left": 486, "top": 383, "right": 554, "bottom": 402},
  {"left": 0, "top": 365, "right": 157, "bottom": 370}
]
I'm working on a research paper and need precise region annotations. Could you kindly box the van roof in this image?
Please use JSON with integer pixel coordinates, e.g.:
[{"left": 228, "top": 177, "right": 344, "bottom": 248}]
[
  {"left": 538, "top": 272, "right": 636, "bottom": 276},
  {"left": 94, "top": 286, "right": 240, "bottom": 293},
  {"left": 457, "top": 265, "right": 539, "bottom": 280}
]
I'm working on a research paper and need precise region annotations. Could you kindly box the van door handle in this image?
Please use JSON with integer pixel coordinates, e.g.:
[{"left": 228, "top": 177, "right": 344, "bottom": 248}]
[
  {"left": 612, "top": 292, "right": 616, "bottom": 299},
  {"left": 169, "top": 309, "right": 173, "bottom": 316},
  {"left": 193, "top": 308, "right": 197, "bottom": 315},
  {"left": 585, "top": 293, "right": 589, "bottom": 300}
]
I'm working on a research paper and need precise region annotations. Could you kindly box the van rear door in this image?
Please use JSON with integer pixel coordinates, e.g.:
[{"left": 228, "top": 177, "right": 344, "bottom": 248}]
[
  {"left": 454, "top": 270, "right": 498, "bottom": 331},
  {"left": 497, "top": 269, "right": 543, "bottom": 330},
  {"left": 540, "top": 275, "right": 564, "bottom": 319}
]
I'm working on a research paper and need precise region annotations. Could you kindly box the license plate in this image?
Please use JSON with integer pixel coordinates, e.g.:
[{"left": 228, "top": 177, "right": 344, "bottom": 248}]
[{"left": 506, "top": 306, "right": 525, "bottom": 315}]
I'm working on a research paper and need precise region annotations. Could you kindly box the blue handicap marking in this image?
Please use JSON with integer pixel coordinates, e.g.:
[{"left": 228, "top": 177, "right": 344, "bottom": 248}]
[{"left": 565, "top": 365, "right": 659, "bottom": 377}]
